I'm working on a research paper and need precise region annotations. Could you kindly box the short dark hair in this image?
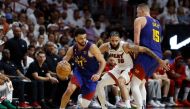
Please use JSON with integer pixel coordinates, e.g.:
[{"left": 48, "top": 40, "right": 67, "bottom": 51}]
[
  {"left": 109, "top": 31, "right": 120, "bottom": 38},
  {"left": 74, "top": 28, "right": 86, "bottom": 37},
  {"left": 36, "top": 50, "right": 45, "bottom": 56},
  {"left": 27, "top": 45, "right": 35, "bottom": 50}
]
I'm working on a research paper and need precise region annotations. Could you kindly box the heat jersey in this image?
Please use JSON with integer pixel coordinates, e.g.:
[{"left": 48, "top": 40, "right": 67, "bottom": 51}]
[{"left": 108, "top": 42, "right": 133, "bottom": 70}]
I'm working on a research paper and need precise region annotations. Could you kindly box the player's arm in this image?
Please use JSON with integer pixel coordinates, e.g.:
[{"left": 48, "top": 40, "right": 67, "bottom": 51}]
[
  {"left": 62, "top": 46, "right": 73, "bottom": 62},
  {"left": 134, "top": 17, "right": 146, "bottom": 45},
  {"left": 125, "top": 43, "right": 170, "bottom": 71},
  {"left": 99, "top": 43, "right": 109, "bottom": 54},
  {"left": 90, "top": 44, "right": 106, "bottom": 81}
]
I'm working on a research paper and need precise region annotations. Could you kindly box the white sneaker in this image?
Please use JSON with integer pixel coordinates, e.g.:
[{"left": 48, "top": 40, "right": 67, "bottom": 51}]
[
  {"left": 90, "top": 100, "right": 101, "bottom": 108},
  {"left": 125, "top": 100, "right": 131, "bottom": 108},
  {"left": 116, "top": 101, "right": 127, "bottom": 108},
  {"left": 165, "top": 102, "right": 174, "bottom": 107},
  {"left": 155, "top": 100, "right": 165, "bottom": 107},
  {"left": 169, "top": 99, "right": 176, "bottom": 106},
  {"left": 149, "top": 100, "right": 160, "bottom": 107},
  {"left": 106, "top": 101, "right": 116, "bottom": 108}
]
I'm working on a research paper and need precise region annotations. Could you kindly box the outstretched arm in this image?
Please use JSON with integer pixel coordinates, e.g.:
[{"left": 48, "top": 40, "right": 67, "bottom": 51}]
[
  {"left": 90, "top": 44, "right": 106, "bottom": 81},
  {"left": 124, "top": 43, "right": 170, "bottom": 71},
  {"left": 62, "top": 46, "right": 73, "bottom": 62}
]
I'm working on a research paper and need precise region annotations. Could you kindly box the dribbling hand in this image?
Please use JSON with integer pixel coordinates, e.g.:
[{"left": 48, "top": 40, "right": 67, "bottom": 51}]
[{"left": 91, "top": 73, "right": 101, "bottom": 82}]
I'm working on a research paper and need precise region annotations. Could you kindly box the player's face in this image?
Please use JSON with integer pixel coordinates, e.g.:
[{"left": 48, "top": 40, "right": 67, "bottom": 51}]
[
  {"left": 75, "top": 34, "right": 87, "bottom": 47},
  {"left": 110, "top": 36, "right": 120, "bottom": 48},
  {"left": 137, "top": 7, "right": 143, "bottom": 17}
]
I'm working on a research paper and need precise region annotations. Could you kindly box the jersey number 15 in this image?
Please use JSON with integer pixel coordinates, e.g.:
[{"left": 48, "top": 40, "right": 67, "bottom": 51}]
[{"left": 152, "top": 29, "right": 160, "bottom": 42}]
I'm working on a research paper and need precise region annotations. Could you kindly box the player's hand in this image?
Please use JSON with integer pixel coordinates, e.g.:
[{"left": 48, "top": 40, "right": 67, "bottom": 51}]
[
  {"left": 59, "top": 60, "right": 68, "bottom": 65},
  {"left": 91, "top": 73, "right": 101, "bottom": 82},
  {"left": 159, "top": 59, "right": 170, "bottom": 71}
]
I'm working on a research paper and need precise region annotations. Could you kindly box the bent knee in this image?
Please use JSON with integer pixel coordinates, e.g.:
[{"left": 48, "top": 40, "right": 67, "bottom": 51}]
[{"left": 118, "top": 77, "right": 126, "bottom": 86}]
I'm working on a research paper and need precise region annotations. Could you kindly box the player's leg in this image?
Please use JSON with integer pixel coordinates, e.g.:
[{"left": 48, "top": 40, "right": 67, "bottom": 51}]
[
  {"left": 140, "top": 79, "right": 147, "bottom": 106},
  {"left": 118, "top": 68, "right": 131, "bottom": 108},
  {"left": 78, "top": 79, "right": 98, "bottom": 108},
  {"left": 112, "top": 85, "right": 120, "bottom": 103},
  {"left": 96, "top": 72, "right": 117, "bottom": 109},
  {"left": 131, "top": 75, "right": 143, "bottom": 109},
  {"left": 60, "top": 81, "right": 77, "bottom": 109},
  {"left": 60, "top": 70, "right": 82, "bottom": 109}
]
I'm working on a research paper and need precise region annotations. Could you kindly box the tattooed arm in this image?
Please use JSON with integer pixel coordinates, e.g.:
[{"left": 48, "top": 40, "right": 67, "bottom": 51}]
[{"left": 123, "top": 43, "right": 170, "bottom": 71}]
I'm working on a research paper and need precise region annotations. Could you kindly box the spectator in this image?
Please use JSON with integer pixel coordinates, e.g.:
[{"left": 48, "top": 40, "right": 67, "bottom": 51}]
[
  {"left": 0, "top": 49, "right": 31, "bottom": 108},
  {"left": 153, "top": 62, "right": 176, "bottom": 106},
  {"left": 163, "top": 50, "right": 174, "bottom": 64},
  {"left": 58, "top": 48, "right": 66, "bottom": 58},
  {"left": 177, "top": 6, "right": 190, "bottom": 24},
  {"left": 93, "top": 20, "right": 104, "bottom": 38},
  {"left": 84, "top": 19, "right": 97, "bottom": 43},
  {"left": 36, "top": 35, "right": 45, "bottom": 48},
  {"left": 167, "top": 56, "right": 190, "bottom": 106},
  {"left": 68, "top": 9, "right": 84, "bottom": 28},
  {"left": 96, "top": 32, "right": 108, "bottom": 47},
  {"left": 157, "top": 5, "right": 179, "bottom": 25},
  {"left": 26, "top": 51, "right": 59, "bottom": 109},
  {"left": 147, "top": 78, "right": 165, "bottom": 107},
  {"left": 4, "top": 26, "right": 27, "bottom": 74},
  {"left": 0, "top": 40, "right": 4, "bottom": 60},
  {"left": 0, "top": 73, "right": 16, "bottom": 109}
]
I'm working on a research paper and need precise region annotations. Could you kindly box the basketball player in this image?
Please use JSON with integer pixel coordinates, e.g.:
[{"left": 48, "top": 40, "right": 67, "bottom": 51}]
[
  {"left": 59, "top": 28, "right": 106, "bottom": 109},
  {"left": 96, "top": 31, "right": 169, "bottom": 109},
  {"left": 131, "top": 3, "right": 169, "bottom": 109}
]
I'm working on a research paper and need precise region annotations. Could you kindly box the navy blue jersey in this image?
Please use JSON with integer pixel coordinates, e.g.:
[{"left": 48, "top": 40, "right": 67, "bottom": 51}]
[
  {"left": 140, "top": 16, "right": 162, "bottom": 57},
  {"left": 73, "top": 41, "right": 99, "bottom": 78},
  {"left": 135, "top": 16, "right": 163, "bottom": 77}
]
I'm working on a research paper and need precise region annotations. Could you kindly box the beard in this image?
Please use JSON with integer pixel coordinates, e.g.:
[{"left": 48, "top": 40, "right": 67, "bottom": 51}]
[
  {"left": 77, "top": 41, "right": 86, "bottom": 47},
  {"left": 110, "top": 43, "right": 120, "bottom": 50}
]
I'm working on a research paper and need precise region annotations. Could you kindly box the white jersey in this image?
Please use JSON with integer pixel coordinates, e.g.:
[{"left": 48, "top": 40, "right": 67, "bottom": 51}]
[{"left": 108, "top": 42, "right": 133, "bottom": 70}]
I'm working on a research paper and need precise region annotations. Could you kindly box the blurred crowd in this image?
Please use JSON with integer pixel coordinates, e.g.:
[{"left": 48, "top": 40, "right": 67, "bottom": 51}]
[{"left": 0, "top": 0, "right": 189, "bottom": 109}]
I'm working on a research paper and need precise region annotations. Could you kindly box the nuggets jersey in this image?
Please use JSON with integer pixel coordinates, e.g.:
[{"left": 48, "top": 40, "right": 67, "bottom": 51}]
[
  {"left": 140, "top": 16, "right": 162, "bottom": 57},
  {"left": 134, "top": 16, "right": 163, "bottom": 77},
  {"left": 73, "top": 41, "right": 99, "bottom": 78},
  {"left": 108, "top": 42, "right": 133, "bottom": 70}
]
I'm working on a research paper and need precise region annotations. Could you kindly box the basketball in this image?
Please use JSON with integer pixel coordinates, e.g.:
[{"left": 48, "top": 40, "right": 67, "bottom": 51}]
[{"left": 56, "top": 61, "right": 71, "bottom": 80}]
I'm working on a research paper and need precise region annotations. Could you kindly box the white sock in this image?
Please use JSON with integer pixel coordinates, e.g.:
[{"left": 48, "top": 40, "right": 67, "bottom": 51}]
[
  {"left": 131, "top": 76, "right": 143, "bottom": 108},
  {"left": 125, "top": 100, "right": 131, "bottom": 108},
  {"left": 170, "top": 97, "right": 174, "bottom": 102},
  {"left": 183, "top": 87, "right": 190, "bottom": 100},
  {"left": 115, "top": 96, "right": 120, "bottom": 103},
  {"left": 175, "top": 88, "right": 180, "bottom": 101}
]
